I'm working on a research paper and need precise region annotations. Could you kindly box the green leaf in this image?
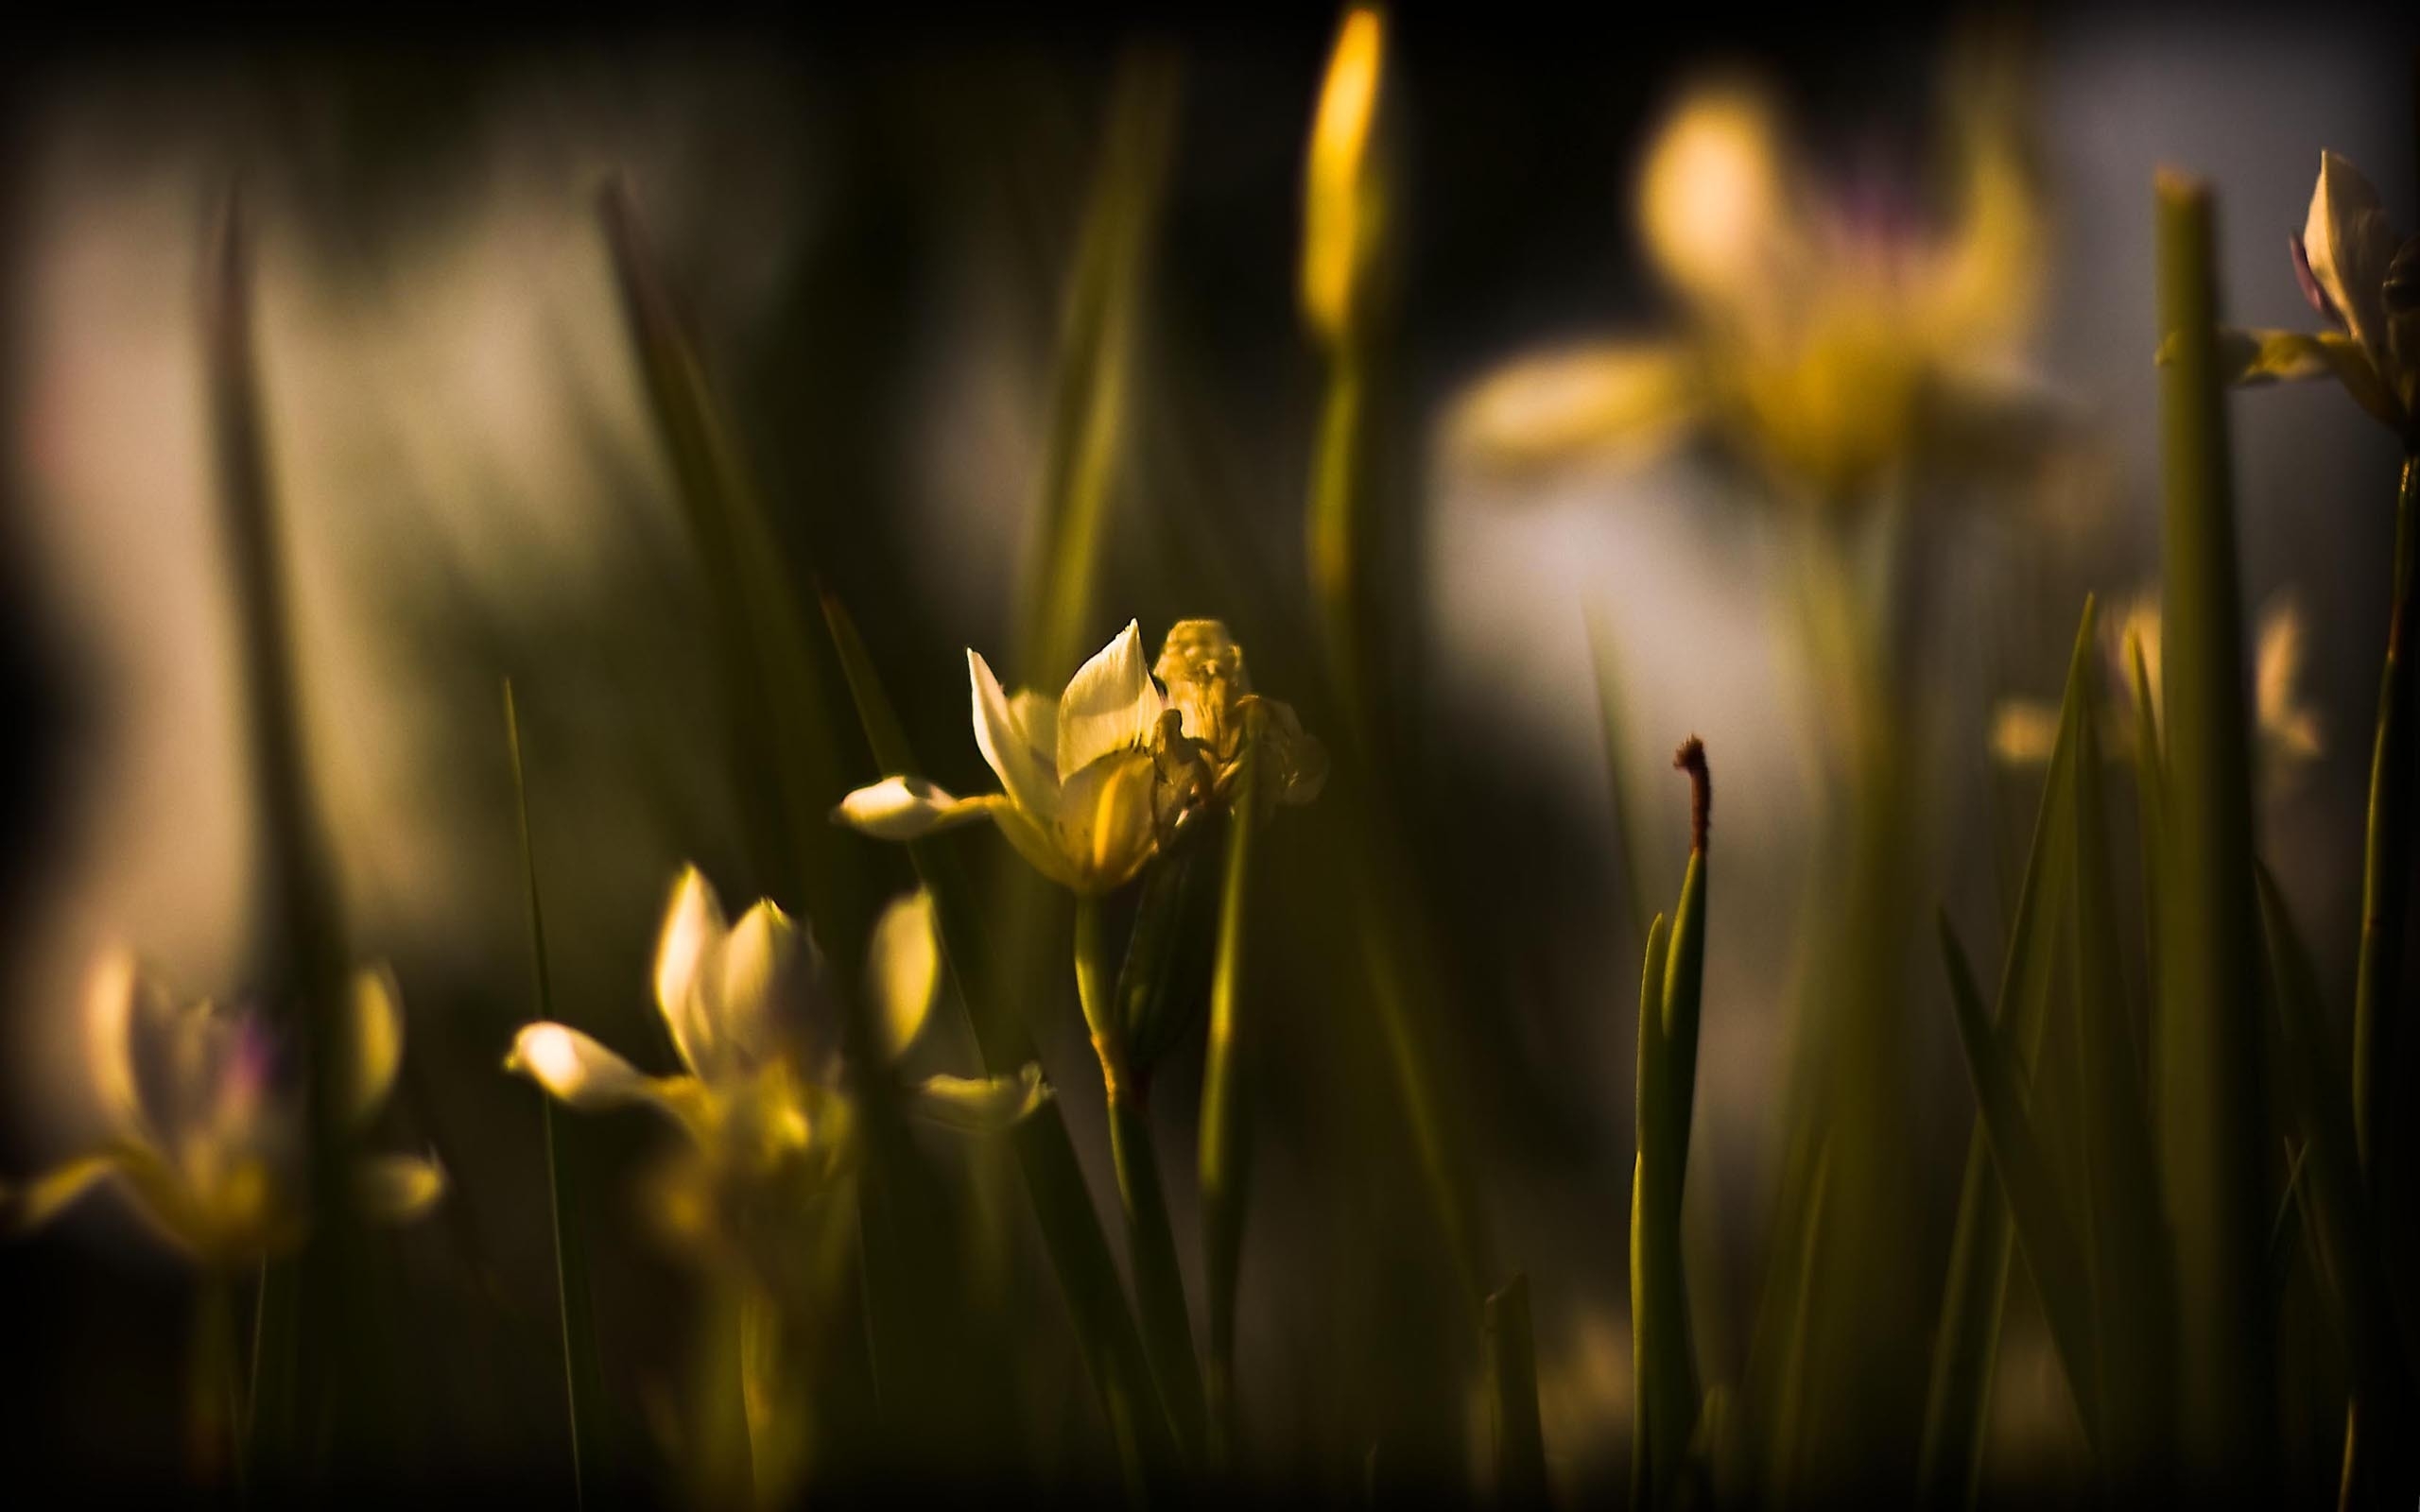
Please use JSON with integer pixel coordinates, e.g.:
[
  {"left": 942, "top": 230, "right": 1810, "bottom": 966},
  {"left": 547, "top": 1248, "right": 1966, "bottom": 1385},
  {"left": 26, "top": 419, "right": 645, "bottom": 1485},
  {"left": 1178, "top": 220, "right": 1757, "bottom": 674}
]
[
  {"left": 1937, "top": 912, "right": 2102, "bottom": 1452},
  {"left": 1199, "top": 713, "right": 1264, "bottom": 1469}
]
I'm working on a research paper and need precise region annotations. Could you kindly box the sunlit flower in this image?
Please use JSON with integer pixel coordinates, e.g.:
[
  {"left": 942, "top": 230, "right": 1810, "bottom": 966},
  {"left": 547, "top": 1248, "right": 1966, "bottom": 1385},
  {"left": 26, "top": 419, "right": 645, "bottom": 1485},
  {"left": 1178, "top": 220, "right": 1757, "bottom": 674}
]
[
  {"left": 833, "top": 622, "right": 1194, "bottom": 892},
  {"left": 506, "top": 867, "right": 1047, "bottom": 1253},
  {"left": 1989, "top": 589, "right": 2321, "bottom": 781},
  {"left": 1150, "top": 619, "right": 1329, "bottom": 818},
  {"left": 2, "top": 953, "right": 443, "bottom": 1268},
  {"left": 2184, "top": 152, "right": 2418, "bottom": 441},
  {"left": 1448, "top": 60, "right": 2045, "bottom": 504}
]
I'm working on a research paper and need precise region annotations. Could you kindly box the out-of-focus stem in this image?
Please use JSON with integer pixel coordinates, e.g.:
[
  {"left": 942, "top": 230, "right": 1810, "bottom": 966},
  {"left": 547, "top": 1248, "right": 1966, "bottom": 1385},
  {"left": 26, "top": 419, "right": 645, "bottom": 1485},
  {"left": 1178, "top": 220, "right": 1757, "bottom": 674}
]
[
  {"left": 2355, "top": 455, "right": 2418, "bottom": 1195},
  {"left": 1199, "top": 716, "right": 1263, "bottom": 1470},
  {"left": 1075, "top": 899, "right": 1208, "bottom": 1464},
  {"left": 188, "top": 1273, "right": 243, "bottom": 1490}
]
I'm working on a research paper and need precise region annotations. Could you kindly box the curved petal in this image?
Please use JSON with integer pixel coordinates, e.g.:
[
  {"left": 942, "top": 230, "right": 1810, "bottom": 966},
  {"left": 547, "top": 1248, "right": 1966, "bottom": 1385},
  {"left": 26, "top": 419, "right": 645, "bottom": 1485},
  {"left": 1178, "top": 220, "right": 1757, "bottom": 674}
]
[
  {"left": 715, "top": 901, "right": 797, "bottom": 1073},
  {"left": 991, "top": 799, "right": 1080, "bottom": 889},
  {"left": 1446, "top": 341, "right": 1702, "bottom": 477},
  {"left": 2304, "top": 152, "right": 2397, "bottom": 367},
  {"left": 653, "top": 867, "right": 728, "bottom": 1080},
  {"left": 83, "top": 949, "right": 150, "bottom": 1143},
  {"left": 907, "top": 1063, "right": 1054, "bottom": 1132},
  {"left": 1055, "top": 747, "right": 1163, "bottom": 893},
  {"left": 1637, "top": 80, "right": 1794, "bottom": 319},
  {"left": 346, "top": 965, "right": 405, "bottom": 1127},
  {"left": 834, "top": 775, "right": 995, "bottom": 840},
  {"left": 2, "top": 1152, "right": 124, "bottom": 1235},
  {"left": 354, "top": 1153, "right": 446, "bottom": 1225},
  {"left": 867, "top": 890, "right": 942, "bottom": 1064},
  {"left": 969, "top": 650, "right": 1061, "bottom": 818},
  {"left": 1055, "top": 622, "right": 1166, "bottom": 779},
  {"left": 507, "top": 1022, "right": 667, "bottom": 1113},
  {"left": 2176, "top": 326, "right": 2403, "bottom": 428}
]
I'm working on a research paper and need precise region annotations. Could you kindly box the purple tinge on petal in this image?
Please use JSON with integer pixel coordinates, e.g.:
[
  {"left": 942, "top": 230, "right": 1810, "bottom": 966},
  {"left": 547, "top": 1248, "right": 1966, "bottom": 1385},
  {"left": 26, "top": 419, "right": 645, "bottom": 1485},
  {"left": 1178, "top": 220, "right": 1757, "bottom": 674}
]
[
  {"left": 2290, "top": 232, "right": 2344, "bottom": 328},
  {"left": 215, "top": 1009, "right": 284, "bottom": 1128}
]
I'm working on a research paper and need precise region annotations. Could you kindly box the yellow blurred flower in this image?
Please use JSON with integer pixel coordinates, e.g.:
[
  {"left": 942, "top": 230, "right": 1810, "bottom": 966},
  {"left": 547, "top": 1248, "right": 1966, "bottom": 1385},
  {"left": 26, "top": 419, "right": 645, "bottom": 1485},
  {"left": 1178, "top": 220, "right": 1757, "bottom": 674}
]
[
  {"left": 1302, "top": 5, "right": 1387, "bottom": 346},
  {"left": 835, "top": 620, "right": 1324, "bottom": 889},
  {"left": 2, "top": 953, "right": 442, "bottom": 1269},
  {"left": 506, "top": 867, "right": 1046, "bottom": 1255},
  {"left": 2182, "top": 151, "right": 2418, "bottom": 441},
  {"left": 1449, "top": 60, "right": 2046, "bottom": 504},
  {"left": 1989, "top": 588, "right": 2321, "bottom": 781}
]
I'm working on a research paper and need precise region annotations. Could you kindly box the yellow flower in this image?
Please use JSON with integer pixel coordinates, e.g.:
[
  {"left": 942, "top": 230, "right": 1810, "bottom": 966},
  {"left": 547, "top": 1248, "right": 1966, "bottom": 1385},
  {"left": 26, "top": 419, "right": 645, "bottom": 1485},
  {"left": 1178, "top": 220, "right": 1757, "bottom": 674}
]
[
  {"left": 1448, "top": 60, "right": 2044, "bottom": 504},
  {"left": 506, "top": 868, "right": 1047, "bottom": 1238},
  {"left": 1151, "top": 618, "right": 1329, "bottom": 818},
  {"left": 1989, "top": 589, "right": 2321, "bottom": 782},
  {"left": 2, "top": 953, "right": 442, "bottom": 1269},
  {"left": 834, "top": 620, "right": 1198, "bottom": 894},
  {"left": 2184, "top": 151, "right": 2418, "bottom": 440}
]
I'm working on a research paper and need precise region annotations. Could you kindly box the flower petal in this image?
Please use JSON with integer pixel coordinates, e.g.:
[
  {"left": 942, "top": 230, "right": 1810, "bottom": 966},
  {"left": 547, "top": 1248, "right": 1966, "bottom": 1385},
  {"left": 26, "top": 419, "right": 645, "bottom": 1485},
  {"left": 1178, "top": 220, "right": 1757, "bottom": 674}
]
[
  {"left": 2163, "top": 326, "right": 2404, "bottom": 430},
  {"left": 1987, "top": 699, "right": 2061, "bottom": 765},
  {"left": 715, "top": 900, "right": 797, "bottom": 1074},
  {"left": 2, "top": 1152, "right": 124, "bottom": 1235},
  {"left": 1637, "top": 80, "right": 1793, "bottom": 318},
  {"left": 867, "top": 890, "right": 942, "bottom": 1064},
  {"left": 1055, "top": 747, "right": 1163, "bottom": 892},
  {"left": 506, "top": 1022, "right": 663, "bottom": 1112},
  {"left": 354, "top": 1153, "right": 446, "bottom": 1225},
  {"left": 84, "top": 949, "right": 150, "bottom": 1143},
  {"left": 833, "top": 776, "right": 994, "bottom": 840},
  {"left": 970, "top": 650, "right": 1063, "bottom": 818},
  {"left": 1055, "top": 622, "right": 1165, "bottom": 779},
  {"left": 1446, "top": 341, "right": 1701, "bottom": 478},
  {"left": 654, "top": 867, "right": 728, "bottom": 1080},
  {"left": 906, "top": 1063, "right": 1054, "bottom": 1132},
  {"left": 346, "top": 965, "right": 405, "bottom": 1127},
  {"left": 2304, "top": 152, "right": 2398, "bottom": 368},
  {"left": 991, "top": 800, "right": 1081, "bottom": 889}
]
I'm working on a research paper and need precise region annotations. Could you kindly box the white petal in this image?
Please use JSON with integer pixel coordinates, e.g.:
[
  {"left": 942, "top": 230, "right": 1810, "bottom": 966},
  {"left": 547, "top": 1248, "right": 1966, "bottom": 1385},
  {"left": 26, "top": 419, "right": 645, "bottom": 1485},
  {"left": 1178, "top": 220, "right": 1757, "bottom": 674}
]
[
  {"left": 506, "top": 1022, "right": 662, "bottom": 1112},
  {"left": 714, "top": 900, "right": 797, "bottom": 1072},
  {"left": 906, "top": 1063, "right": 1054, "bottom": 1132},
  {"left": 1053, "top": 747, "right": 1163, "bottom": 892},
  {"left": 83, "top": 950, "right": 149, "bottom": 1143},
  {"left": 970, "top": 651, "right": 1062, "bottom": 817},
  {"left": 2304, "top": 152, "right": 2396, "bottom": 363},
  {"left": 354, "top": 1153, "right": 445, "bottom": 1224},
  {"left": 653, "top": 867, "right": 727, "bottom": 1079},
  {"left": 867, "top": 890, "right": 942, "bottom": 1064},
  {"left": 346, "top": 965, "right": 405, "bottom": 1126},
  {"left": 833, "top": 776, "right": 993, "bottom": 839},
  {"left": 1054, "top": 621, "right": 1166, "bottom": 779}
]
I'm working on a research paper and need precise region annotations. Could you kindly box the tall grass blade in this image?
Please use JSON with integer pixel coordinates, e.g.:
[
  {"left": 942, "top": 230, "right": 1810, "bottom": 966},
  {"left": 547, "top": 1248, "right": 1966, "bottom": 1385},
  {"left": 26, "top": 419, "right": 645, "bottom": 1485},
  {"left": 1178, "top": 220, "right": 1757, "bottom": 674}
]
[
  {"left": 504, "top": 682, "right": 609, "bottom": 1503},
  {"left": 1937, "top": 914, "right": 2102, "bottom": 1452},
  {"left": 204, "top": 192, "right": 363, "bottom": 1484},
  {"left": 2152, "top": 169, "right": 2271, "bottom": 1490},
  {"left": 1200, "top": 729, "right": 1263, "bottom": 1469}
]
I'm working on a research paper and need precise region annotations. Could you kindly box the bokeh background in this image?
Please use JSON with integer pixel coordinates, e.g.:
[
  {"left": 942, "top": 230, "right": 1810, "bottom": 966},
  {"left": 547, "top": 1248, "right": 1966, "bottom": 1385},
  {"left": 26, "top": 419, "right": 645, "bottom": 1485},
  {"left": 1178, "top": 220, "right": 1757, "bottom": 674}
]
[{"left": 1, "top": 0, "right": 2414, "bottom": 1497}]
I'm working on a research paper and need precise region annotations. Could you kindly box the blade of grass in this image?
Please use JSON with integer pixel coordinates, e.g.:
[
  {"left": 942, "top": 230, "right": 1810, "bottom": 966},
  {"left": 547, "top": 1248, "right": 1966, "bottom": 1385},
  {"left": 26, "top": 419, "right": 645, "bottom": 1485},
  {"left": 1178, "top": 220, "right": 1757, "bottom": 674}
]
[
  {"left": 1484, "top": 1273, "right": 1547, "bottom": 1503},
  {"left": 821, "top": 590, "right": 1178, "bottom": 1490},
  {"left": 1631, "top": 913, "right": 1674, "bottom": 1511},
  {"left": 205, "top": 192, "right": 363, "bottom": 1484},
  {"left": 504, "top": 682, "right": 609, "bottom": 1503},
  {"left": 1937, "top": 913, "right": 2102, "bottom": 1453},
  {"left": 1584, "top": 604, "right": 1662, "bottom": 956},
  {"left": 2254, "top": 862, "right": 2416, "bottom": 1502},
  {"left": 2152, "top": 169, "right": 2272, "bottom": 1490},
  {"left": 2066, "top": 601, "right": 2175, "bottom": 1484},
  {"left": 1919, "top": 604, "right": 2089, "bottom": 1507},
  {"left": 2354, "top": 455, "right": 2419, "bottom": 1196}
]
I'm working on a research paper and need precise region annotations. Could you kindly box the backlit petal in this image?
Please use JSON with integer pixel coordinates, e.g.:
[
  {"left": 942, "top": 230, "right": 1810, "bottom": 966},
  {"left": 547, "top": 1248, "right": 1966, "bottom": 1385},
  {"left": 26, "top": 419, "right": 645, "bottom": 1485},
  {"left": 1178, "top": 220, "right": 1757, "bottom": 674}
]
[
  {"left": 715, "top": 901, "right": 797, "bottom": 1073},
  {"left": 354, "top": 1153, "right": 446, "bottom": 1225},
  {"left": 834, "top": 775, "right": 994, "bottom": 839},
  {"left": 1055, "top": 747, "right": 1163, "bottom": 892},
  {"left": 1638, "top": 80, "right": 1792, "bottom": 318},
  {"left": 970, "top": 650, "right": 1062, "bottom": 817},
  {"left": 1446, "top": 341, "right": 1701, "bottom": 477},
  {"left": 867, "top": 890, "right": 941, "bottom": 1064},
  {"left": 1055, "top": 622, "right": 1165, "bottom": 779},
  {"left": 2304, "top": 152, "right": 2397, "bottom": 367},
  {"left": 346, "top": 965, "right": 404, "bottom": 1127},
  {"left": 506, "top": 1022, "right": 662, "bottom": 1112},
  {"left": 907, "top": 1063, "right": 1054, "bottom": 1132},
  {"left": 654, "top": 867, "right": 728, "bottom": 1079},
  {"left": 2, "top": 1153, "right": 123, "bottom": 1235},
  {"left": 84, "top": 950, "right": 149, "bottom": 1143}
]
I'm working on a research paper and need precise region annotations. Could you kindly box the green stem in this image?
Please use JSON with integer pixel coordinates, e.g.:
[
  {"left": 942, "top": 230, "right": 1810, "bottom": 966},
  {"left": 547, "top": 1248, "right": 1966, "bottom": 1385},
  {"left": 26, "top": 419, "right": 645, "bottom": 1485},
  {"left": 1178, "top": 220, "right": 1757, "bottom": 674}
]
[
  {"left": 188, "top": 1273, "right": 243, "bottom": 1490},
  {"left": 2355, "top": 455, "right": 2418, "bottom": 1196},
  {"left": 1199, "top": 741, "right": 1261, "bottom": 1470},
  {"left": 1076, "top": 898, "right": 1208, "bottom": 1464}
]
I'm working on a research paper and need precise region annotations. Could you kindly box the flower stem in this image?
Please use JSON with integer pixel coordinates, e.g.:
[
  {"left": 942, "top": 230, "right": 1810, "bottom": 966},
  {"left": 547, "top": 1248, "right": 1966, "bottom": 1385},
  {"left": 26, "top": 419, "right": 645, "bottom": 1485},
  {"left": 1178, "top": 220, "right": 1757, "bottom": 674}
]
[
  {"left": 1199, "top": 744, "right": 1261, "bottom": 1470},
  {"left": 2355, "top": 455, "right": 2419, "bottom": 1198},
  {"left": 188, "top": 1273, "right": 244, "bottom": 1491},
  {"left": 1075, "top": 897, "right": 1208, "bottom": 1464}
]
